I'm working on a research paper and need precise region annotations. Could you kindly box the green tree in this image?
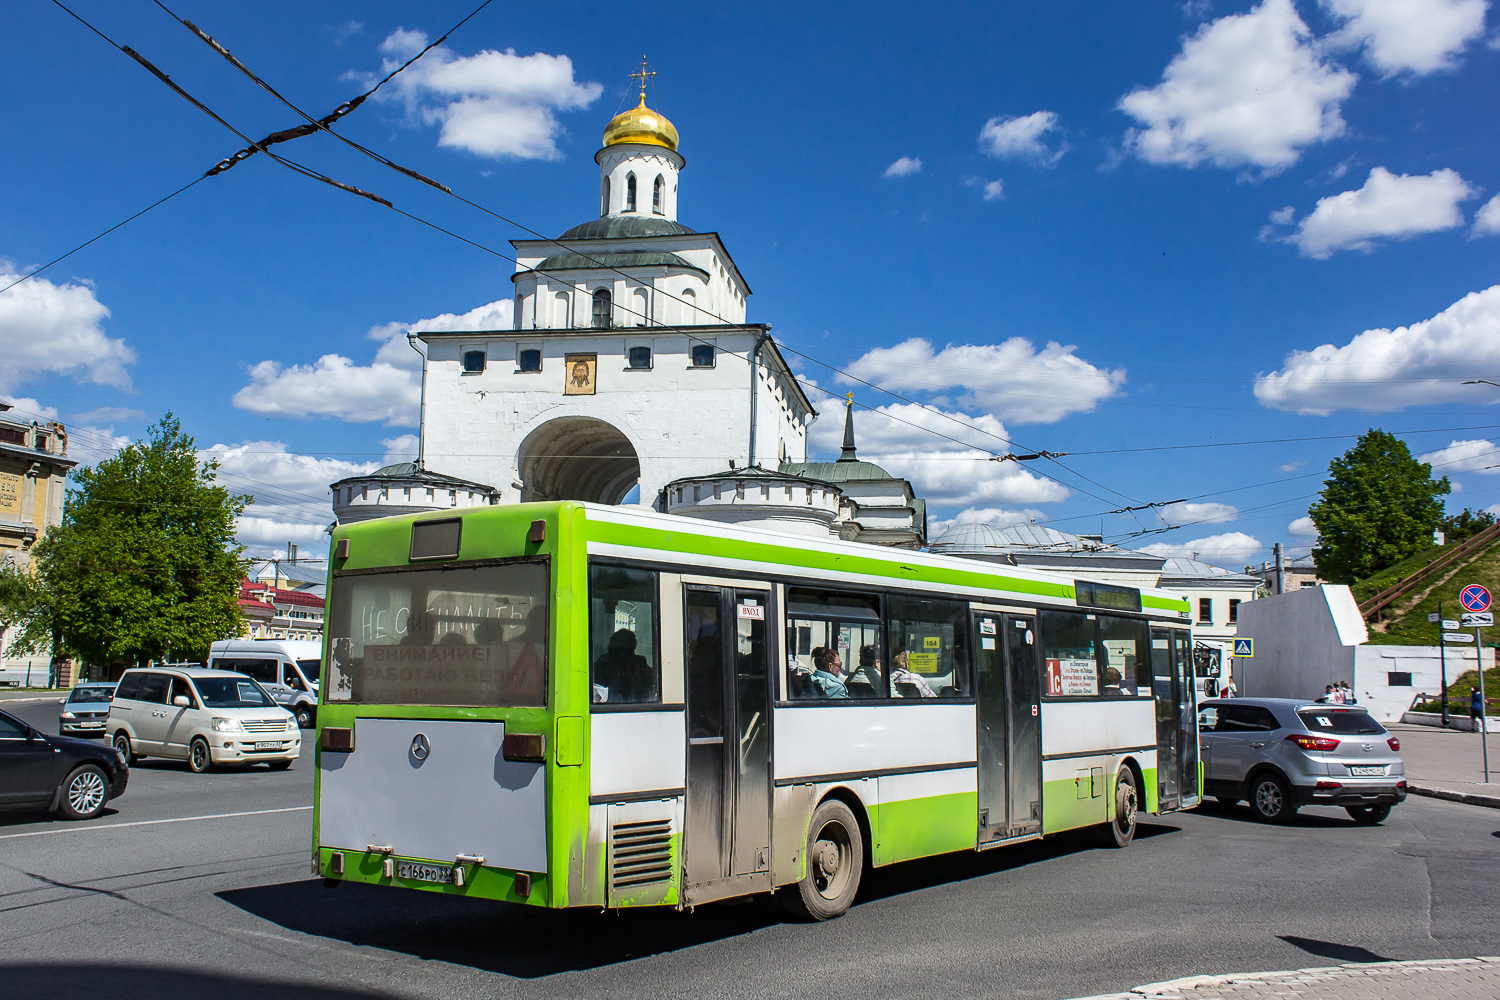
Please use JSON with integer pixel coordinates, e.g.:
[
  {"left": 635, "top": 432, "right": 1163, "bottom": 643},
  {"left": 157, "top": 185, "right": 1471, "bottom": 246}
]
[
  {"left": 1440, "top": 507, "right": 1497, "bottom": 545},
  {"left": 1309, "top": 429, "right": 1450, "bottom": 584},
  {"left": 0, "top": 415, "right": 251, "bottom": 669}
]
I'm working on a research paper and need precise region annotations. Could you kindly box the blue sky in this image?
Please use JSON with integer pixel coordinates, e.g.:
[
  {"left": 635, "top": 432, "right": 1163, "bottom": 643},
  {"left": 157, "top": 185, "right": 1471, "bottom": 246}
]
[{"left": 3, "top": 0, "right": 1498, "bottom": 568}]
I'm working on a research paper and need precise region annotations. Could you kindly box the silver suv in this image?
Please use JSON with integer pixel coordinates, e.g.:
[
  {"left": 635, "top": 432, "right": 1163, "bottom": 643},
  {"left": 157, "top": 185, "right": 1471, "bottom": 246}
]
[{"left": 1199, "top": 698, "right": 1406, "bottom": 824}]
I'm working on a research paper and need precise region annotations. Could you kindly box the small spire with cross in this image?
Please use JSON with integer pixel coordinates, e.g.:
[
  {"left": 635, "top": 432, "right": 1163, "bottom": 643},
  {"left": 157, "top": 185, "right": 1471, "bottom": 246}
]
[{"left": 629, "top": 56, "right": 656, "bottom": 107}]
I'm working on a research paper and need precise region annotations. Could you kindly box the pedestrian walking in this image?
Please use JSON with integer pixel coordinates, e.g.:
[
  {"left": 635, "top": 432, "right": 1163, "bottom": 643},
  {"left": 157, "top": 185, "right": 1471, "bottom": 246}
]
[{"left": 1473, "top": 686, "right": 1485, "bottom": 728}]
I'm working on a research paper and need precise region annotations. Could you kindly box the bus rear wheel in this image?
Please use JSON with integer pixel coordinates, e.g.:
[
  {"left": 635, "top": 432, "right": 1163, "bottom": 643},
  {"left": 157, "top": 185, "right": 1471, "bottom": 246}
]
[
  {"left": 1096, "top": 768, "right": 1138, "bottom": 848},
  {"left": 783, "top": 799, "right": 863, "bottom": 921}
]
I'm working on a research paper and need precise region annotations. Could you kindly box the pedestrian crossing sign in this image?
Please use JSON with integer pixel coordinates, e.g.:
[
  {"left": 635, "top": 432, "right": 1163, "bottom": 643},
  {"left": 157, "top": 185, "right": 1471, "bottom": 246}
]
[{"left": 1233, "top": 638, "right": 1253, "bottom": 657}]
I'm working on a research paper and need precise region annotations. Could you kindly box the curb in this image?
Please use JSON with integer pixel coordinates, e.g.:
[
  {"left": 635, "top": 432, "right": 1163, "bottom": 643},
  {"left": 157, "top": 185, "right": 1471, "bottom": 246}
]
[
  {"left": 1408, "top": 783, "right": 1500, "bottom": 810},
  {"left": 1067, "top": 956, "right": 1500, "bottom": 999}
]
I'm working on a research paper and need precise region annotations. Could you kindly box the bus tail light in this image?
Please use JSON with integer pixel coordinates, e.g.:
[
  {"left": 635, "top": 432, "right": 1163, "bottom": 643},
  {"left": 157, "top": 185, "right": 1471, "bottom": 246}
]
[
  {"left": 1287, "top": 733, "right": 1340, "bottom": 752},
  {"left": 504, "top": 732, "right": 545, "bottom": 762},
  {"left": 321, "top": 727, "right": 355, "bottom": 752}
]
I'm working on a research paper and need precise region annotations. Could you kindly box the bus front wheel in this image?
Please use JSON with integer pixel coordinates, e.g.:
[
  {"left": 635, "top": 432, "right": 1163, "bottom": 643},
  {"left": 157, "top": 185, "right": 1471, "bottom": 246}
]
[
  {"left": 783, "top": 799, "right": 863, "bottom": 921},
  {"left": 1096, "top": 768, "right": 1138, "bottom": 848}
]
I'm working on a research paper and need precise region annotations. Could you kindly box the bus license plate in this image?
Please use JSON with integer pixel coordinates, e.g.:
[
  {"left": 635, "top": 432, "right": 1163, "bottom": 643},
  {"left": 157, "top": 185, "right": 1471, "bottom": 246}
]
[
  {"left": 254, "top": 741, "right": 281, "bottom": 750},
  {"left": 397, "top": 862, "right": 453, "bottom": 884},
  {"left": 1349, "top": 766, "right": 1384, "bottom": 776}
]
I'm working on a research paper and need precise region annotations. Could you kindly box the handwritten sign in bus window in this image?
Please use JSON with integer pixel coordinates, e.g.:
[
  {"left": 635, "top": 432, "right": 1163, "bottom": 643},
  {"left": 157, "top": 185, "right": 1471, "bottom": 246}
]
[
  {"left": 1047, "top": 658, "right": 1099, "bottom": 696},
  {"left": 326, "top": 561, "right": 549, "bottom": 707}
]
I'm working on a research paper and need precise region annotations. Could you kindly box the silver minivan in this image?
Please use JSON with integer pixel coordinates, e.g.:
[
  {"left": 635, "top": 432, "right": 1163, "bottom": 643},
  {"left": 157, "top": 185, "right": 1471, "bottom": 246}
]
[
  {"left": 208, "top": 639, "right": 321, "bottom": 729},
  {"left": 1199, "top": 697, "right": 1406, "bottom": 824},
  {"left": 107, "top": 667, "right": 300, "bottom": 773}
]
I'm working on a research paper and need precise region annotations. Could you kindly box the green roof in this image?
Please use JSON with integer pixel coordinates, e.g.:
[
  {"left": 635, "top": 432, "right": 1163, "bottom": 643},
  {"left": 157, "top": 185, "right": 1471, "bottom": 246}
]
[
  {"left": 557, "top": 217, "right": 697, "bottom": 240},
  {"left": 780, "top": 460, "right": 898, "bottom": 483},
  {"left": 527, "top": 250, "right": 702, "bottom": 275}
]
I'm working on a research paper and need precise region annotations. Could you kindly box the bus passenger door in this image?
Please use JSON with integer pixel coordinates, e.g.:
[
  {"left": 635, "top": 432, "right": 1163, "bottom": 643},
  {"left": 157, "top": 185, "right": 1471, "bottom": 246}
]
[
  {"left": 1175, "top": 632, "right": 1200, "bottom": 807},
  {"left": 683, "top": 585, "right": 773, "bottom": 902},
  {"left": 1151, "top": 629, "right": 1180, "bottom": 811},
  {"left": 975, "top": 612, "right": 1042, "bottom": 843}
]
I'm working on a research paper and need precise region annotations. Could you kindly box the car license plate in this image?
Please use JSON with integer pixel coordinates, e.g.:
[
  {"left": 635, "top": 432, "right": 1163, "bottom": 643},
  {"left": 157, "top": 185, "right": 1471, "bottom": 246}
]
[
  {"left": 254, "top": 741, "right": 281, "bottom": 750},
  {"left": 1349, "top": 765, "right": 1384, "bottom": 776},
  {"left": 397, "top": 861, "right": 453, "bottom": 884}
]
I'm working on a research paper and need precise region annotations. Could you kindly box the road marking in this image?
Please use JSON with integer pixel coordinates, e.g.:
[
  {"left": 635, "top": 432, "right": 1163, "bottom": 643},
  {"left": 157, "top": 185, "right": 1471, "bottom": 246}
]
[{"left": 0, "top": 805, "right": 312, "bottom": 840}]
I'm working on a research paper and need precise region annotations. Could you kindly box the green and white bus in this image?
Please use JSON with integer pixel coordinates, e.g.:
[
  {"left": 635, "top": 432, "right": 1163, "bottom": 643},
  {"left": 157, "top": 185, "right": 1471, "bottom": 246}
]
[{"left": 313, "top": 501, "right": 1200, "bottom": 919}]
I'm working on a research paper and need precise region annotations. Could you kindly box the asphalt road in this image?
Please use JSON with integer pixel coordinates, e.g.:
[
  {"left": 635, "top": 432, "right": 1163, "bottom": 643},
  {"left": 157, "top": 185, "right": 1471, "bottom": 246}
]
[{"left": 3, "top": 695, "right": 1499, "bottom": 1000}]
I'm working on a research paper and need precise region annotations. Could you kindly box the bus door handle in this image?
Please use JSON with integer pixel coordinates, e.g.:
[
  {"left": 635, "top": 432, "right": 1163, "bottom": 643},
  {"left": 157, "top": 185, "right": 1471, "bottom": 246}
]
[{"left": 688, "top": 737, "right": 723, "bottom": 745}]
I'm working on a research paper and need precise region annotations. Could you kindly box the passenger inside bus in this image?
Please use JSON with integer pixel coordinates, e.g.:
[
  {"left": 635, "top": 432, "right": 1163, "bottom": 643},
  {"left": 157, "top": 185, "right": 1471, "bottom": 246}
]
[
  {"left": 848, "top": 644, "right": 883, "bottom": 697},
  {"left": 807, "top": 646, "right": 848, "bottom": 699},
  {"left": 889, "top": 650, "right": 937, "bottom": 698},
  {"left": 591, "top": 628, "right": 655, "bottom": 703}
]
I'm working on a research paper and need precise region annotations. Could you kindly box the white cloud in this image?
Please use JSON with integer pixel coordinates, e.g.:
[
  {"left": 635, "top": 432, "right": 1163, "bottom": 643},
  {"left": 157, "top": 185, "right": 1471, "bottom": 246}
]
[
  {"left": 1157, "top": 501, "right": 1239, "bottom": 526},
  {"left": 807, "top": 402, "right": 1069, "bottom": 507},
  {"left": 1288, "top": 515, "right": 1319, "bottom": 537},
  {"left": 0, "top": 262, "right": 134, "bottom": 392},
  {"left": 367, "top": 33, "right": 601, "bottom": 160},
  {"left": 883, "top": 156, "right": 923, "bottom": 178},
  {"left": 1321, "top": 0, "right": 1488, "bottom": 76},
  {"left": 1474, "top": 194, "right": 1500, "bottom": 237},
  {"left": 1118, "top": 0, "right": 1357, "bottom": 174},
  {"left": 1269, "top": 167, "right": 1474, "bottom": 257},
  {"left": 233, "top": 299, "right": 512, "bottom": 425},
  {"left": 928, "top": 506, "right": 1048, "bottom": 539},
  {"left": 1141, "top": 531, "right": 1264, "bottom": 568},
  {"left": 202, "top": 441, "right": 378, "bottom": 556},
  {"left": 1418, "top": 438, "right": 1500, "bottom": 473},
  {"left": 1255, "top": 285, "right": 1500, "bottom": 413},
  {"left": 72, "top": 407, "right": 145, "bottom": 425},
  {"left": 982, "top": 179, "right": 1005, "bottom": 201},
  {"left": 841, "top": 337, "right": 1125, "bottom": 425},
  {"left": 381, "top": 434, "right": 420, "bottom": 465},
  {"left": 979, "top": 111, "right": 1067, "bottom": 167}
]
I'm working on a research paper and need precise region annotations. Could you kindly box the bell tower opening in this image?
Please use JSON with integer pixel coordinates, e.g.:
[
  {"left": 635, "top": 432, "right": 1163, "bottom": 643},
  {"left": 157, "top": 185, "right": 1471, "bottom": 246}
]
[{"left": 518, "top": 417, "right": 641, "bottom": 504}]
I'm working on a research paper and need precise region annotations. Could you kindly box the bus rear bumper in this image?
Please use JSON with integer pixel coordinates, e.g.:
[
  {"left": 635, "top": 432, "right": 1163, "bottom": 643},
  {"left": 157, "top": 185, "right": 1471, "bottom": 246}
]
[{"left": 317, "top": 847, "right": 546, "bottom": 904}]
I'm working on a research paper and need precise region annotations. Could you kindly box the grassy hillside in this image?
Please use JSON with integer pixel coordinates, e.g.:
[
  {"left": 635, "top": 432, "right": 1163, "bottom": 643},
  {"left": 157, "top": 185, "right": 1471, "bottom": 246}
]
[
  {"left": 1364, "top": 534, "right": 1500, "bottom": 646},
  {"left": 1350, "top": 542, "right": 1448, "bottom": 605},
  {"left": 1411, "top": 666, "right": 1500, "bottom": 713}
]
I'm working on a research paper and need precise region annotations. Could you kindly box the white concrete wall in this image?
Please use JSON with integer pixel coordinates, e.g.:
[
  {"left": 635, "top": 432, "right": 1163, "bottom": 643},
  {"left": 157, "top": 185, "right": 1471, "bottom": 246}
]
[
  {"left": 1354, "top": 644, "right": 1495, "bottom": 723},
  {"left": 1232, "top": 585, "right": 1365, "bottom": 700}
]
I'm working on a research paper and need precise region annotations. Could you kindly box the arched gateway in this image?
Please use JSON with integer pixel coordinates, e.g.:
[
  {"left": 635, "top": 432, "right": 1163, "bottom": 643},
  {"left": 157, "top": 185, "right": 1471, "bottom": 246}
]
[{"left": 518, "top": 417, "right": 640, "bottom": 504}]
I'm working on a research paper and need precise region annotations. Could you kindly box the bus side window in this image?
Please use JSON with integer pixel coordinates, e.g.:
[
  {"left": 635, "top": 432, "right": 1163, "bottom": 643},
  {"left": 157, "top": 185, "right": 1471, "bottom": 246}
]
[
  {"left": 588, "top": 564, "right": 660, "bottom": 705},
  {"left": 885, "top": 595, "right": 969, "bottom": 698},
  {"left": 784, "top": 587, "right": 882, "bottom": 701}
]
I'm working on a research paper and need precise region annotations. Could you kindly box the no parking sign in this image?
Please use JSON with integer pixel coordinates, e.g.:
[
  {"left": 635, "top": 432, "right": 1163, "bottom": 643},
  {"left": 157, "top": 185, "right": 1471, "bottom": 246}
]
[{"left": 1460, "top": 584, "right": 1491, "bottom": 613}]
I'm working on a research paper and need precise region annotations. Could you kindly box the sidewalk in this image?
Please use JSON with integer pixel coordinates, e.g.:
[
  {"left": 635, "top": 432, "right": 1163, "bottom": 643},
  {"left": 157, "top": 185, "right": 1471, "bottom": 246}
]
[
  {"left": 1388, "top": 722, "right": 1500, "bottom": 807},
  {"left": 1070, "top": 957, "right": 1500, "bottom": 999}
]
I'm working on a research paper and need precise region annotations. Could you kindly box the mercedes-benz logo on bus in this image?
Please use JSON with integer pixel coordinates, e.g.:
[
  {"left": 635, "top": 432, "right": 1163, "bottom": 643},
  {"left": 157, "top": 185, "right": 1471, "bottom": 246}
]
[{"left": 410, "top": 733, "right": 431, "bottom": 761}]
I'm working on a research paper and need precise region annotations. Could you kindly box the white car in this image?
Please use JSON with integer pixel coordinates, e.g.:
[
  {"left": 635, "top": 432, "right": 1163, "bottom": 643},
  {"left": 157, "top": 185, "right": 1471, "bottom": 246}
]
[{"left": 108, "top": 666, "right": 300, "bottom": 773}]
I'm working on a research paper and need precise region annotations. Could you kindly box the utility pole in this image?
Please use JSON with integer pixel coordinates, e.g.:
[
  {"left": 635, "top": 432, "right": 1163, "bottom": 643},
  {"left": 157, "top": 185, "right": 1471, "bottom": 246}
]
[
  {"left": 1273, "top": 542, "right": 1285, "bottom": 596},
  {"left": 1438, "top": 599, "right": 1449, "bottom": 727},
  {"left": 1479, "top": 623, "right": 1490, "bottom": 783}
]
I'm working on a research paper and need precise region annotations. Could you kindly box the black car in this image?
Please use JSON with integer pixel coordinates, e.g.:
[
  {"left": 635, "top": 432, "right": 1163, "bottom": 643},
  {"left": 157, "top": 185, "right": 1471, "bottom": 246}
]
[{"left": 0, "top": 707, "right": 128, "bottom": 820}]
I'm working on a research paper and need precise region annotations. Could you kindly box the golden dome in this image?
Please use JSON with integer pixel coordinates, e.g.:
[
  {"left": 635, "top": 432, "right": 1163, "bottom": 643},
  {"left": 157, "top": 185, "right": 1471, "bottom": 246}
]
[{"left": 602, "top": 96, "right": 679, "bottom": 151}]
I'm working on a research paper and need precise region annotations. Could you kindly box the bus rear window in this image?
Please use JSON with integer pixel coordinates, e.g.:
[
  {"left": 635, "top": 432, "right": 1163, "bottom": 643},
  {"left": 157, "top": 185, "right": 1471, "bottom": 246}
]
[{"left": 325, "top": 560, "right": 549, "bottom": 707}]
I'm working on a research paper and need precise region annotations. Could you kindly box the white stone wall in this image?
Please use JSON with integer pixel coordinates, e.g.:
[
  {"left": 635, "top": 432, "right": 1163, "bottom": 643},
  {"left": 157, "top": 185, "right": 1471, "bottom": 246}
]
[
  {"left": 598, "top": 144, "right": 682, "bottom": 219},
  {"left": 419, "top": 329, "right": 809, "bottom": 506}
]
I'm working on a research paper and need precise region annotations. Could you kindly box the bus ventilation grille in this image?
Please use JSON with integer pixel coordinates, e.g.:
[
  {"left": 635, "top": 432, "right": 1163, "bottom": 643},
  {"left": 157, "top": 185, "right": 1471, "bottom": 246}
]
[{"left": 610, "top": 819, "right": 674, "bottom": 889}]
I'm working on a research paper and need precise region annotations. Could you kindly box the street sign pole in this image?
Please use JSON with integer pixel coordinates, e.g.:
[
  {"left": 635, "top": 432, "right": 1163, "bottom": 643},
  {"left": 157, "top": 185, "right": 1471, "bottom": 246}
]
[
  {"left": 1439, "top": 600, "right": 1449, "bottom": 727},
  {"left": 1480, "top": 625, "right": 1490, "bottom": 783}
]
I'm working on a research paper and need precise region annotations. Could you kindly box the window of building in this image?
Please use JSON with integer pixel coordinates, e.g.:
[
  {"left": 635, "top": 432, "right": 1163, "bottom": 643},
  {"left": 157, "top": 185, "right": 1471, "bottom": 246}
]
[
  {"left": 690, "top": 344, "right": 715, "bottom": 367},
  {"left": 886, "top": 595, "right": 970, "bottom": 698},
  {"left": 625, "top": 173, "right": 637, "bottom": 211},
  {"left": 0, "top": 427, "right": 23, "bottom": 445},
  {"left": 602, "top": 176, "right": 611, "bottom": 216},
  {"left": 589, "top": 564, "right": 659, "bottom": 705},
  {"left": 1198, "top": 598, "right": 1213, "bottom": 624},
  {"left": 1228, "top": 598, "right": 1240, "bottom": 623},
  {"left": 462, "top": 350, "right": 486, "bottom": 374},
  {"left": 628, "top": 346, "right": 652, "bottom": 369},
  {"left": 1388, "top": 671, "right": 1412, "bottom": 687},
  {"left": 652, "top": 174, "right": 664, "bottom": 214},
  {"left": 592, "top": 288, "right": 613, "bottom": 329},
  {"left": 785, "top": 587, "right": 882, "bottom": 701},
  {"left": 34, "top": 432, "right": 49, "bottom": 451},
  {"left": 518, "top": 348, "right": 542, "bottom": 372}
]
